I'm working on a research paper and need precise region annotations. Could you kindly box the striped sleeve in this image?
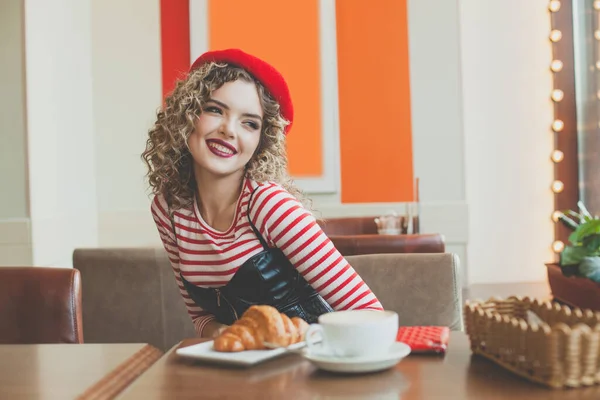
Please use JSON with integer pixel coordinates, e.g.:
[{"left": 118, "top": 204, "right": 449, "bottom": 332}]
[
  {"left": 248, "top": 184, "right": 384, "bottom": 311},
  {"left": 150, "top": 195, "right": 216, "bottom": 336}
]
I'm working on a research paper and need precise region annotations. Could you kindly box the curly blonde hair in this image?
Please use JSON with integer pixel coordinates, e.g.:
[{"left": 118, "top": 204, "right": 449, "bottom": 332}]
[{"left": 142, "top": 62, "right": 311, "bottom": 213}]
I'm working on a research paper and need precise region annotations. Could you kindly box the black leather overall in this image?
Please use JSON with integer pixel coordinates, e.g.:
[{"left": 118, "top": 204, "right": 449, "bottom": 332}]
[{"left": 177, "top": 188, "right": 334, "bottom": 326}]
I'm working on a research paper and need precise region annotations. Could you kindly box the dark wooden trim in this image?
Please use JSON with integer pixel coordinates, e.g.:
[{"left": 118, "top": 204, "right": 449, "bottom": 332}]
[{"left": 550, "top": 1, "right": 579, "bottom": 255}]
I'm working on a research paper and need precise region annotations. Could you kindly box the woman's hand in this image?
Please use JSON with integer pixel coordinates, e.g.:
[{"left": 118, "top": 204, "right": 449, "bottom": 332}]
[
  {"left": 202, "top": 320, "right": 229, "bottom": 339},
  {"left": 212, "top": 324, "right": 229, "bottom": 338}
]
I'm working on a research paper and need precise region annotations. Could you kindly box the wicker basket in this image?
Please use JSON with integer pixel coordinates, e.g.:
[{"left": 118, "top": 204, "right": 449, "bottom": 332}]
[{"left": 464, "top": 296, "right": 600, "bottom": 389}]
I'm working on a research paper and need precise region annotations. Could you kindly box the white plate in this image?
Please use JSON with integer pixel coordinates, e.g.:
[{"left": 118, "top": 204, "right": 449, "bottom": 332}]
[
  {"left": 301, "top": 342, "right": 411, "bottom": 374},
  {"left": 175, "top": 340, "right": 305, "bottom": 367}
]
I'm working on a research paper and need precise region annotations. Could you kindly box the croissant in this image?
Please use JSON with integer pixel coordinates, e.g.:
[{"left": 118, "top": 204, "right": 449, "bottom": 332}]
[{"left": 213, "top": 305, "right": 309, "bottom": 352}]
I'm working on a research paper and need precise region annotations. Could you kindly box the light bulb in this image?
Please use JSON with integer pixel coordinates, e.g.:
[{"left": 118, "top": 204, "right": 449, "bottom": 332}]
[
  {"left": 549, "top": 1, "right": 561, "bottom": 12},
  {"left": 551, "top": 60, "right": 563, "bottom": 72},
  {"left": 552, "top": 119, "right": 564, "bottom": 132},
  {"left": 552, "top": 211, "right": 563, "bottom": 222},
  {"left": 595, "top": 31, "right": 600, "bottom": 41},
  {"left": 552, "top": 180, "right": 564, "bottom": 193},
  {"left": 551, "top": 89, "right": 564, "bottom": 102},
  {"left": 595, "top": 0, "right": 600, "bottom": 10},
  {"left": 596, "top": 61, "right": 600, "bottom": 70},
  {"left": 552, "top": 240, "right": 565, "bottom": 253},
  {"left": 550, "top": 30, "right": 562, "bottom": 42},
  {"left": 551, "top": 150, "right": 564, "bottom": 162}
]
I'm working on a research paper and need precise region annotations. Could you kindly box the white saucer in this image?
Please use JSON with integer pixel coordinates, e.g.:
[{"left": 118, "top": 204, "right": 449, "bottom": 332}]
[{"left": 301, "top": 342, "right": 411, "bottom": 374}]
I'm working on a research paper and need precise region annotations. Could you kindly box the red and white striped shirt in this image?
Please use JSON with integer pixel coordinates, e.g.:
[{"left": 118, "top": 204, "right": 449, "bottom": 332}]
[{"left": 151, "top": 178, "right": 383, "bottom": 336}]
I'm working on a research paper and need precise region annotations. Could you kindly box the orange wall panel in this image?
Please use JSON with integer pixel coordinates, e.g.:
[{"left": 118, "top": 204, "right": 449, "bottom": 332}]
[
  {"left": 208, "top": 0, "right": 322, "bottom": 177},
  {"left": 336, "top": 0, "right": 414, "bottom": 203}
]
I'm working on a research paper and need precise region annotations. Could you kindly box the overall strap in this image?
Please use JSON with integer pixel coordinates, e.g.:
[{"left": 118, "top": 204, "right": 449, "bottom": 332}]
[{"left": 247, "top": 185, "right": 270, "bottom": 251}]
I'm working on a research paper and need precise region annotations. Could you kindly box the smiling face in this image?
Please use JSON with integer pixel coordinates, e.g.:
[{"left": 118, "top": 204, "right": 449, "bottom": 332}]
[
  {"left": 187, "top": 79, "right": 264, "bottom": 180},
  {"left": 142, "top": 61, "right": 302, "bottom": 212}
]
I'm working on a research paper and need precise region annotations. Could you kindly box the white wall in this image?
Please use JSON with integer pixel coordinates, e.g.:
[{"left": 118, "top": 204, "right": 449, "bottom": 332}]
[
  {"left": 459, "top": 0, "right": 554, "bottom": 283},
  {"left": 408, "top": 0, "right": 466, "bottom": 205},
  {"left": 0, "top": 0, "right": 31, "bottom": 265},
  {"left": 24, "top": 0, "right": 98, "bottom": 267},
  {"left": 407, "top": 0, "right": 468, "bottom": 285},
  {"left": 91, "top": 0, "right": 163, "bottom": 247},
  {"left": 0, "top": 1, "right": 28, "bottom": 220}
]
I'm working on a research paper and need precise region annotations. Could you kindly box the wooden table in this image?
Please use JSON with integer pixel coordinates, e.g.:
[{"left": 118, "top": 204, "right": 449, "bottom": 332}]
[
  {"left": 118, "top": 332, "right": 600, "bottom": 399},
  {"left": 0, "top": 343, "right": 162, "bottom": 399}
]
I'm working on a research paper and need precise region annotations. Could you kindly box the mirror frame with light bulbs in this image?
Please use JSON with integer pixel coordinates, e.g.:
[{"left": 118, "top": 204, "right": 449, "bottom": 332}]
[{"left": 548, "top": 0, "right": 579, "bottom": 259}]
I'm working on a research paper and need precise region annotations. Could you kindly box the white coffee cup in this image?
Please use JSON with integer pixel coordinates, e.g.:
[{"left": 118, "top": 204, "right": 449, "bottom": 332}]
[{"left": 305, "top": 310, "right": 399, "bottom": 358}]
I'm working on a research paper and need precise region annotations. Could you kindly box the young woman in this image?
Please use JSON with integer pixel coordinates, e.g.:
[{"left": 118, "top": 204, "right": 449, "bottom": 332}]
[{"left": 143, "top": 49, "right": 383, "bottom": 338}]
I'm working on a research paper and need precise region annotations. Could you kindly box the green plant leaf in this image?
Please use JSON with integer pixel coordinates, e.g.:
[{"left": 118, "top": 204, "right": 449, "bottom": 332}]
[
  {"left": 568, "top": 219, "right": 600, "bottom": 245},
  {"left": 558, "top": 214, "right": 579, "bottom": 231},
  {"left": 577, "top": 219, "right": 600, "bottom": 240},
  {"left": 577, "top": 201, "right": 594, "bottom": 220},
  {"left": 582, "top": 234, "right": 600, "bottom": 254},
  {"left": 560, "top": 246, "right": 590, "bottom": 266},
  {"left": 568, "top": 228, "right": 583, "bottom": 245},
  {"left": 582, "top": 214, "right": 597, "bottom": 223},
  {"left": 579, "top": 257, "right": 600, "bottom": 283}
]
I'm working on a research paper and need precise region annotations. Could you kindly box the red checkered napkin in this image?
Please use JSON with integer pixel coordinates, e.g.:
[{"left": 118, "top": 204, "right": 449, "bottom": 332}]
[{"left": 396, "top": 326, "right": 450, "bottom": 354}]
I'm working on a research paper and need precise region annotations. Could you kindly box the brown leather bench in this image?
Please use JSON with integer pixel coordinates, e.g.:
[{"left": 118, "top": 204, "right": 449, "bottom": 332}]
[{"left": 318, "top": 216, "right": 445, "bottom": 255}]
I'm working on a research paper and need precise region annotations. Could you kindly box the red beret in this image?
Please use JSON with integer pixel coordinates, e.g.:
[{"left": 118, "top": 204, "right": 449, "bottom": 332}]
[{"left": 190, "top": 49, "right": 294, "bottom": 135}]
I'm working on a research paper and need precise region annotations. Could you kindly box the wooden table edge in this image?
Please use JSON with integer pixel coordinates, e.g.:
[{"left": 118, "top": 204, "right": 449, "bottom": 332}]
[{"left": 76, "top": 343, "right": 164, "bottom": 400}]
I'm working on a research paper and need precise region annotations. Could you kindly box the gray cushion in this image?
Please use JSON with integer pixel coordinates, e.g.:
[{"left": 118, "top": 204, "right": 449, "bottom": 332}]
[{"left": 346, "top": 253, "right": 463, "bottom": 331}]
